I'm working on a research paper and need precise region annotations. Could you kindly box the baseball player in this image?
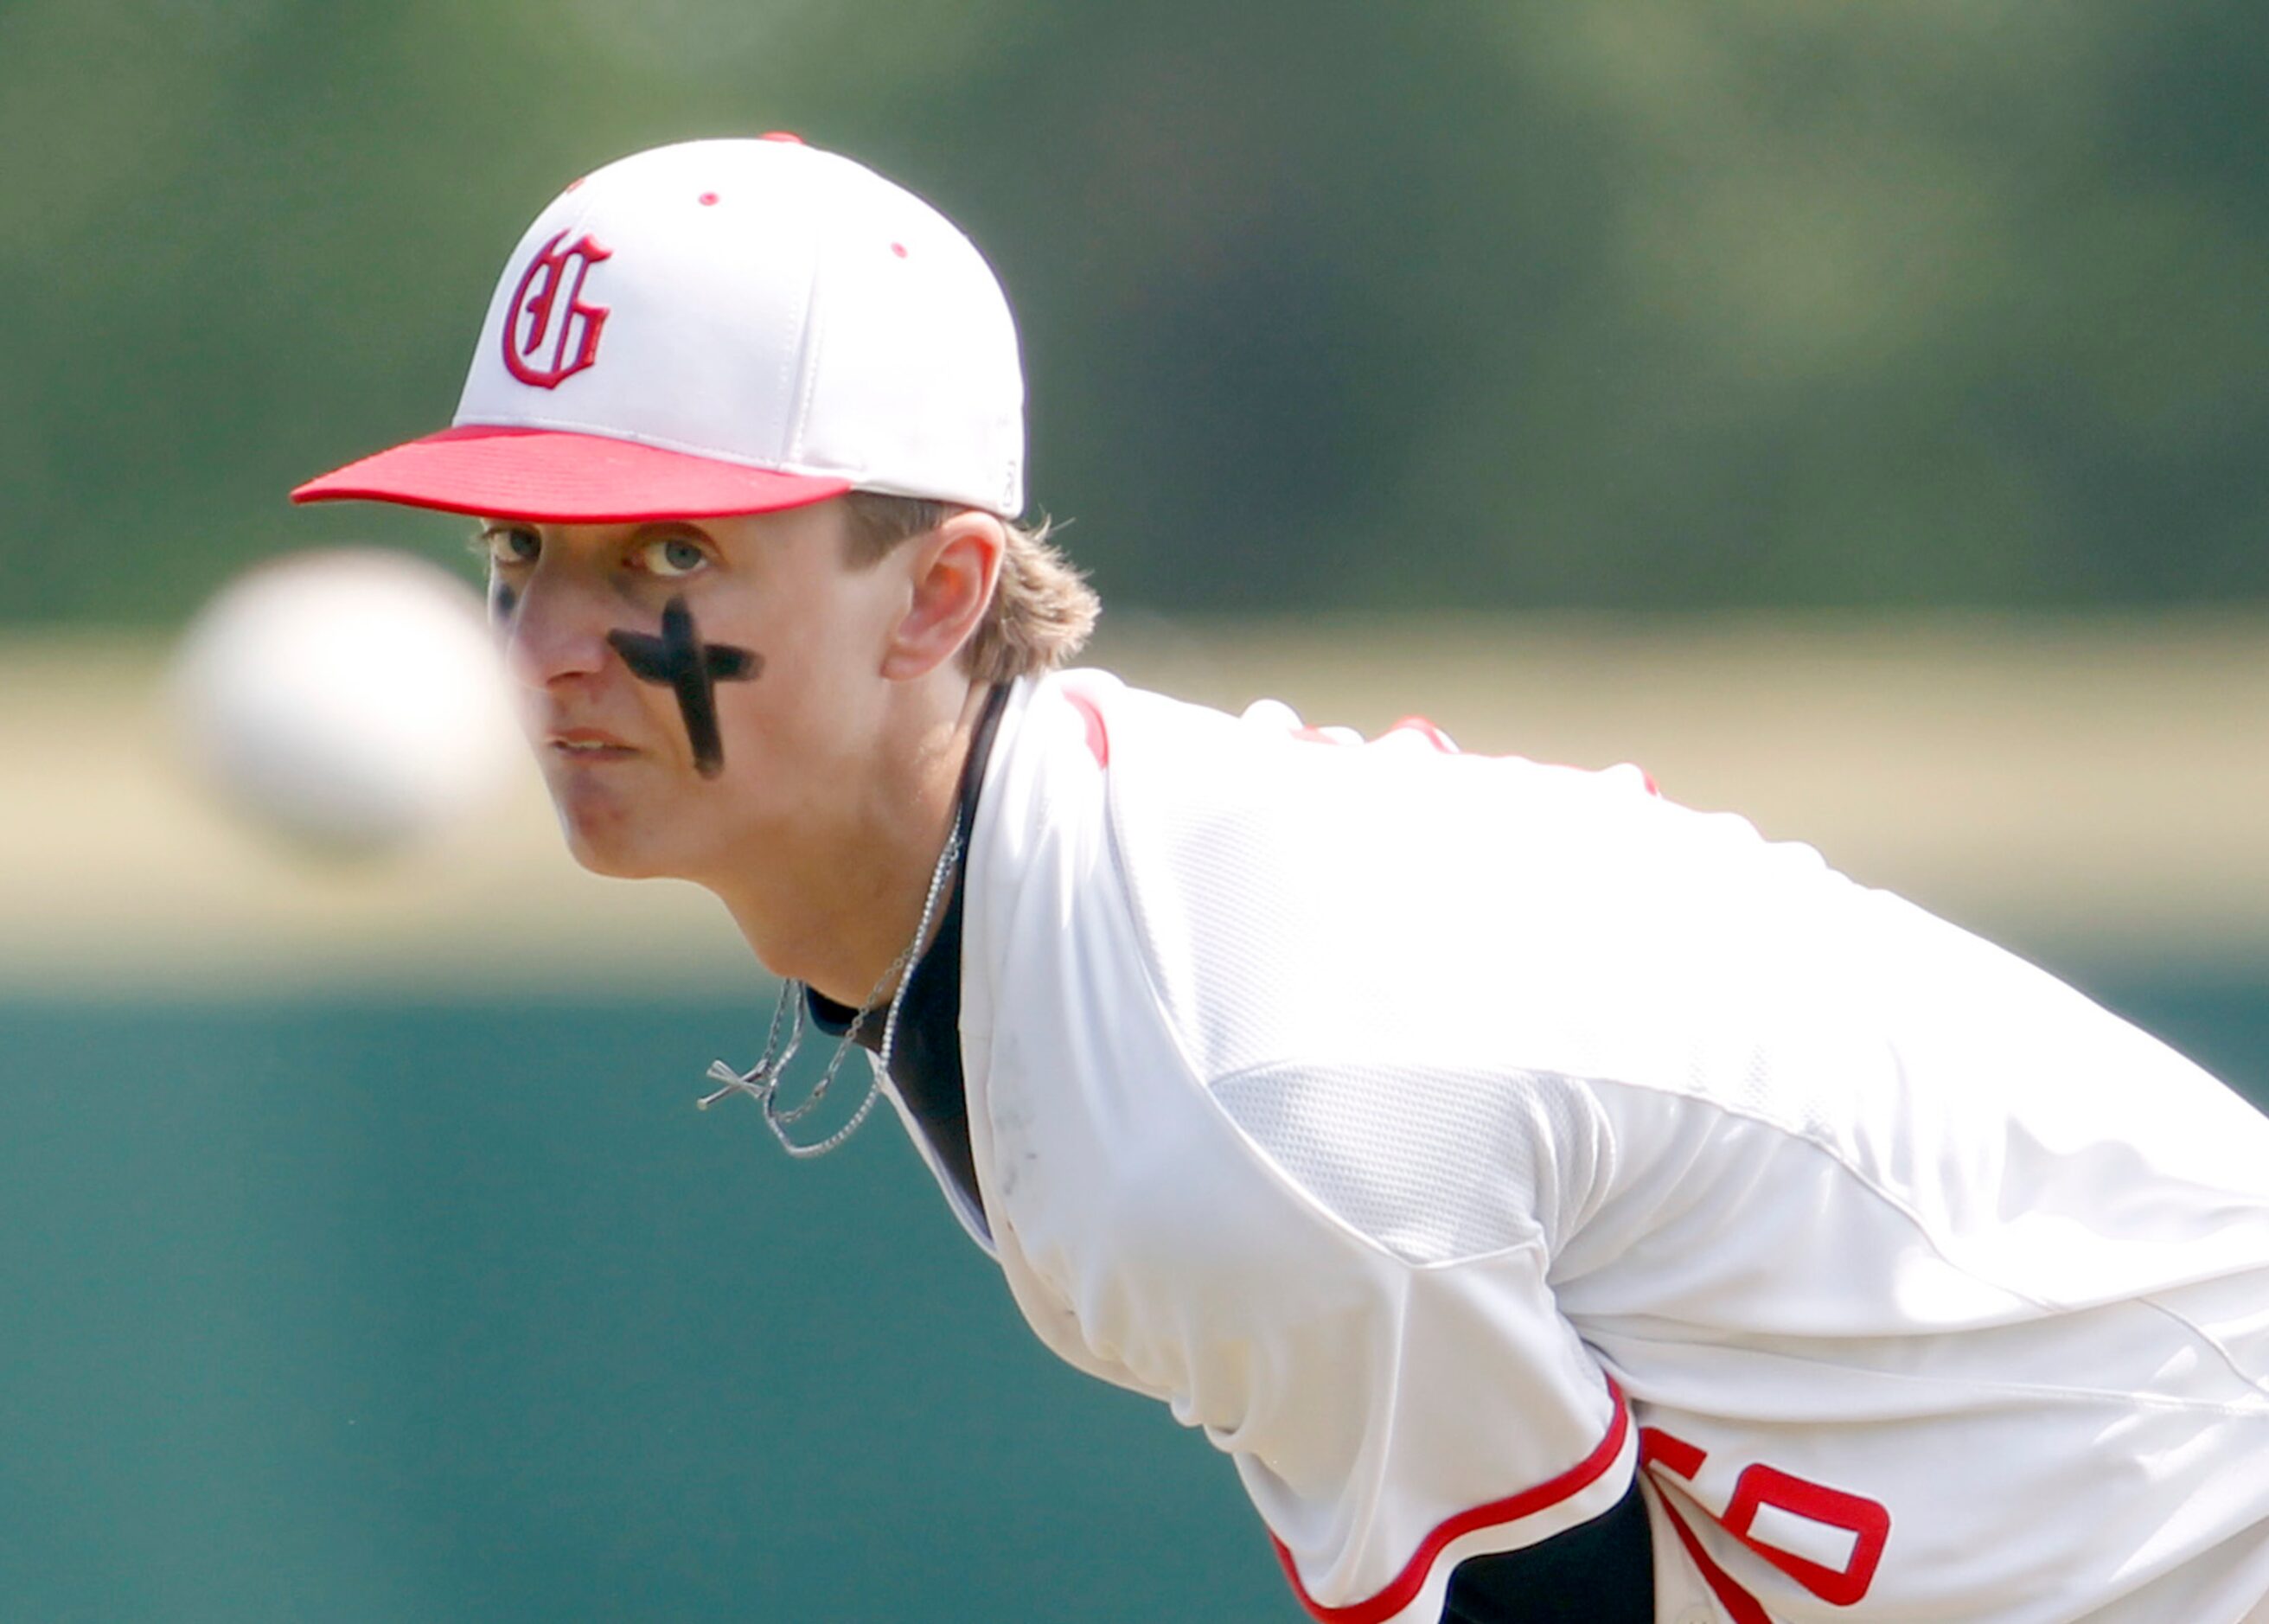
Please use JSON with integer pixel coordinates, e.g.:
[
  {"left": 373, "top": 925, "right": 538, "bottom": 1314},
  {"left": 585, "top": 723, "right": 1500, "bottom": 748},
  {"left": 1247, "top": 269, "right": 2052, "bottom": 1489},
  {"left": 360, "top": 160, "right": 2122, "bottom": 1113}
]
[{"left": 296, "top": 137, "right": 2269, "bottom": 1623}]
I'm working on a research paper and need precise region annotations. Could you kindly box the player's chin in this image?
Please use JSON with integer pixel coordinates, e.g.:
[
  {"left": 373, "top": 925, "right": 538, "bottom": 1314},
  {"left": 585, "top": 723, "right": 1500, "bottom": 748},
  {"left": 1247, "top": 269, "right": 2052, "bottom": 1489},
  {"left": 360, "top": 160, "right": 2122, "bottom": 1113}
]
[
  {"left": 553, "top": 815, "right": 682, "bottom": 881},
  {"left": 541, "top": 778, "right": 673, "bottom": 880},
  {"left": 569, "top": 846, "right": 655, "bottom": 880}
]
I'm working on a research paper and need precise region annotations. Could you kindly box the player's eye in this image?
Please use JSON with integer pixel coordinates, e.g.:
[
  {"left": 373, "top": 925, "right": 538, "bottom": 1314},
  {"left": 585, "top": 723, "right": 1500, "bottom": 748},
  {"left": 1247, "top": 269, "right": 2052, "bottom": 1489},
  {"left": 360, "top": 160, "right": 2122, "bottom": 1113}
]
[
  {"left": 478, "top": 526, "right": 541, "bottom": 566},
  {"left": 635, "top": 535, "right": 712, "bottom": 578}
]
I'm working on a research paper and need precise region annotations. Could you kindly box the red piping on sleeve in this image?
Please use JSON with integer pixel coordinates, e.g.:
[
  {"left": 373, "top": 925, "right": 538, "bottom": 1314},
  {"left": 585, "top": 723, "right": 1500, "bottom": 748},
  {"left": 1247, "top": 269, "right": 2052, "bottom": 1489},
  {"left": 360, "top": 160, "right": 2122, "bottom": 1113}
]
[{"left": 1270, "top": 1376, "right": 1632, "bottom": 1624}]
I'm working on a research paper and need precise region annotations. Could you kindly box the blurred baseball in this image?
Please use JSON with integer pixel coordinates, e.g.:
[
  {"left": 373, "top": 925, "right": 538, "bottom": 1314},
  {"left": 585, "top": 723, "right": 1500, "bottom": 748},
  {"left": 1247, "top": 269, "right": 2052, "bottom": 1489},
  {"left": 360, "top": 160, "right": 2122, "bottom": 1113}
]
[{"left": 169, "top": 547, "right": 521, "bottom": 857}]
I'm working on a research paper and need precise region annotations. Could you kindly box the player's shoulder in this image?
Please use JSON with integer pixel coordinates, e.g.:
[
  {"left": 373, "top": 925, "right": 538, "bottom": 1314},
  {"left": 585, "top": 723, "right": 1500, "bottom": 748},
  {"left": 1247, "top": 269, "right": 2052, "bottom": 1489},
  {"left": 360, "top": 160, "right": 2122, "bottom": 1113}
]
[
  {"left": 1003, "top": 672, "right": 1829, "bottom": 1081},
  {"left": 1036, "top": 667, "right": 1797, "bottom": 913},
  {"left": 1030, "top": 664, "right": 1665, "bottom": 825}
]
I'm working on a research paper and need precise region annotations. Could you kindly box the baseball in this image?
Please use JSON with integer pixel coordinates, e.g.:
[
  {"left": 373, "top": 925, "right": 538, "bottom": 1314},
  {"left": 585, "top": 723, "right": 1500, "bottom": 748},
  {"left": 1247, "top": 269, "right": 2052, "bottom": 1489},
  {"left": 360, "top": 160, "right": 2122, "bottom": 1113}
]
[{"left": 168, "top": 547, "right": 521, "bottom": 857}]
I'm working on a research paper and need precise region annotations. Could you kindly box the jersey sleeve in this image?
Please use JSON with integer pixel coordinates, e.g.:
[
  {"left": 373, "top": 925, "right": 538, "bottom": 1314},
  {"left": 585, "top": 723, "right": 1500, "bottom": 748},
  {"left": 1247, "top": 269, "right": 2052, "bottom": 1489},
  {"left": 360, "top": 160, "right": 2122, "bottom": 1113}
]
[
  {"left": 1210, "top": 1058, "right": 1639, "bottom": 1624},
  {"left": 1064, "top": 684, "right": 1662, "bottom": 1621}
]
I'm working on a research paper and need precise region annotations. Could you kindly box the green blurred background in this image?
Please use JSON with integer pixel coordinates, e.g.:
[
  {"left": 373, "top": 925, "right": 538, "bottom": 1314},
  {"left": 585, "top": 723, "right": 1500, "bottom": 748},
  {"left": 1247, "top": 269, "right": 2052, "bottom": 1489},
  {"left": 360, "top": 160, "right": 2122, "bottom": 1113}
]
[
  {"left": 7, "top": 0, "right": 2266, "bottom": 621},
  {"left": 4, "top": 3, "right": 2268, "bottom": 1620}
]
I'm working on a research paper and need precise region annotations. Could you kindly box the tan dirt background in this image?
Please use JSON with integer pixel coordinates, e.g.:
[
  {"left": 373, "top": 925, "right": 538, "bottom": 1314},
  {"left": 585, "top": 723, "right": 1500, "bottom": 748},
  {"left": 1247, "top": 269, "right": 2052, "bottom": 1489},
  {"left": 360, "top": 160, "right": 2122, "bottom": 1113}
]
[{"left": 8, "top": 613, "right": 2266, "bottom": 998}]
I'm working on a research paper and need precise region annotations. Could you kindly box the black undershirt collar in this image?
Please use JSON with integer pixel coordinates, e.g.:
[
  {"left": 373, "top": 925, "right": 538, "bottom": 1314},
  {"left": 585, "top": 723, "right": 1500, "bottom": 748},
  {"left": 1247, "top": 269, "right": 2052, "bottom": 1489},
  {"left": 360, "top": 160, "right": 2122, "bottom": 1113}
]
[{"left": 805, "top": 684, "right": 1007, "bottom": 1224}]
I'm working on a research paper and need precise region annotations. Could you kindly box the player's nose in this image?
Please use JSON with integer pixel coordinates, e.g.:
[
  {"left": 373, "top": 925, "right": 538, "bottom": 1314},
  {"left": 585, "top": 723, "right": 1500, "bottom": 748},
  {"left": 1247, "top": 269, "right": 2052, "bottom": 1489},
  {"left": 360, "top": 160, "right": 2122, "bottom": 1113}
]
[{"left": 494, "top": 568, "right": 613, "bottom": 690}]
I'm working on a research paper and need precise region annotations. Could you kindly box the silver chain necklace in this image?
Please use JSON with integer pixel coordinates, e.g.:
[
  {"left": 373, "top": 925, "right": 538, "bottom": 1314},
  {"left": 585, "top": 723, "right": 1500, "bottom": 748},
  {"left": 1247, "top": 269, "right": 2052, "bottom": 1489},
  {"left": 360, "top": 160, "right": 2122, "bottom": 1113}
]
[{"left": 695, "top": 822, "right": 965, "bottom": 1159}]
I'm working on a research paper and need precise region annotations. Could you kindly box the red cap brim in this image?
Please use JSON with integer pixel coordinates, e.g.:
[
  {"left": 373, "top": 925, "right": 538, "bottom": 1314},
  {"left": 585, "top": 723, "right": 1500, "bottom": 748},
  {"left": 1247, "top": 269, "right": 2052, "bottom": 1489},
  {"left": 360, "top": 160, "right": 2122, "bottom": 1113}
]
[{"left": 291, "top": 425, "right": 853, "bottom": 523}]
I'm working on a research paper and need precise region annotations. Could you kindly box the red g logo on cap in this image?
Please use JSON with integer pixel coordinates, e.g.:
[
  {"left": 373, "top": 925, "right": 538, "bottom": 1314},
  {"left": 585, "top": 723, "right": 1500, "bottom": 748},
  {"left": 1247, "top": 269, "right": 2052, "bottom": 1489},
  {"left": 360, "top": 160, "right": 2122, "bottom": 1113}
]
[{"left": 502, "top": 230, "right": 612, "bottom": 388}]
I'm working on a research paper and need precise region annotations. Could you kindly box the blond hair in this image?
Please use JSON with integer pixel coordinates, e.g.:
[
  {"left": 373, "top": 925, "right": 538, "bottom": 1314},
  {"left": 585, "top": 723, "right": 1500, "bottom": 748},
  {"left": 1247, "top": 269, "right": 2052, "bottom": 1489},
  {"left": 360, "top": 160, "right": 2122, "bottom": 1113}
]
[{"left": 840, "top": 492, "right": 1098, "bottom": 687}]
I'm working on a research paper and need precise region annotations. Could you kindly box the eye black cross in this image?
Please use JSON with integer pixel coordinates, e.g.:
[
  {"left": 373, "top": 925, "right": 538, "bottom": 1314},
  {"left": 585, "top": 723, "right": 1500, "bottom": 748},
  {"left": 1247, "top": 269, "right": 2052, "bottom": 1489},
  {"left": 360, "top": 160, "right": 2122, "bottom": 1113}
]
[{"left": 605, "top": 596, "right": 761, "bottom": 778}]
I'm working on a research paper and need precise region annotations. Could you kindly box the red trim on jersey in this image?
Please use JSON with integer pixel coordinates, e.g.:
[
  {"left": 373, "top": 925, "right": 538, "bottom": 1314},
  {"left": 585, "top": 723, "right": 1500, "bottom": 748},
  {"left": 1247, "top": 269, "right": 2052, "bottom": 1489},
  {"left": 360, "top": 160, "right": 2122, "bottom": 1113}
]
[
  {"left": 1064, "top": 689, "right": 1109, "bottom": 766},
  {"left": 1385, "top": 715, "right": 1457, "bottom": 753},
  {"left": 1270, "top": 1377, "right": 1631, "bottom": 1624},
  {"left": 1652, "top": 1493, "right": 1773, "bottom": 1624}
]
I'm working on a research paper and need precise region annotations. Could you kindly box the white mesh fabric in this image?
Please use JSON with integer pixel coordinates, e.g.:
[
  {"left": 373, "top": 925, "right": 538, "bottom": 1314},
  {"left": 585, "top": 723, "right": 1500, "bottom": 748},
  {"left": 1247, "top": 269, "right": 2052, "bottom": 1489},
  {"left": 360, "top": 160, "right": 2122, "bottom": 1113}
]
[{"left": 1210, "top": 1063, "right": 1609, "bottom": 1266}]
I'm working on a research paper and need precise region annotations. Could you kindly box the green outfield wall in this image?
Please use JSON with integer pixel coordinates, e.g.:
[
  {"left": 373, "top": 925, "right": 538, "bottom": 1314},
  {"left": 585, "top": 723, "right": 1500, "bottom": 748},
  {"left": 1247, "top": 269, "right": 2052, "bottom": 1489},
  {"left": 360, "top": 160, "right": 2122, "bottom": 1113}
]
[{"left": 4, "top": 983, "right": 2265, "bottom": 1624}]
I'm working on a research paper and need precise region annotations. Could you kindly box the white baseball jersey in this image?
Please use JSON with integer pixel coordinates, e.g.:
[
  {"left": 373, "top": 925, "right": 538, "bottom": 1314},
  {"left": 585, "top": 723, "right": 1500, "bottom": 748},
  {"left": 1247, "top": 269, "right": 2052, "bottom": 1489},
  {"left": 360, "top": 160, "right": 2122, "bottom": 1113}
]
[{"left": 911, "top": 668, "right": 2269, "bottom": 1624}]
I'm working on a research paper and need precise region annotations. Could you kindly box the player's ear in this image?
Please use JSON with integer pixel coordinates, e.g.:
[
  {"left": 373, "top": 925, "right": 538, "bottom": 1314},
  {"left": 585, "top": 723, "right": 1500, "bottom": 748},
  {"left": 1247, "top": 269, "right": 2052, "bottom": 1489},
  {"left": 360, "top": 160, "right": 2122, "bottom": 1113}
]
[{"left": 880, "top": 510, "right": 1003, "bottom": 681}]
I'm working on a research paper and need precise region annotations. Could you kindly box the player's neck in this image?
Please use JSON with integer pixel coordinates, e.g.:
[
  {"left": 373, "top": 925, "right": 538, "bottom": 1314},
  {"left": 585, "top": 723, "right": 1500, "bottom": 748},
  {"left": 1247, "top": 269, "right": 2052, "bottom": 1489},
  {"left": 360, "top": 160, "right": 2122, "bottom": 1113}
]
[{"left": 710, "top": 677, "right": 987, "bottom": 1008}]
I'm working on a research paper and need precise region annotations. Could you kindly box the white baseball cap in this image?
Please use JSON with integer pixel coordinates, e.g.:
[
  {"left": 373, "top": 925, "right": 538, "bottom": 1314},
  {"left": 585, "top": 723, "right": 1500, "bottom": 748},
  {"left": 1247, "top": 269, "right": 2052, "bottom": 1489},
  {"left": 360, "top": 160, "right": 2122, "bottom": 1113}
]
[{"left": 294, "top": 136, "right": 1025, "bottom": 521}]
